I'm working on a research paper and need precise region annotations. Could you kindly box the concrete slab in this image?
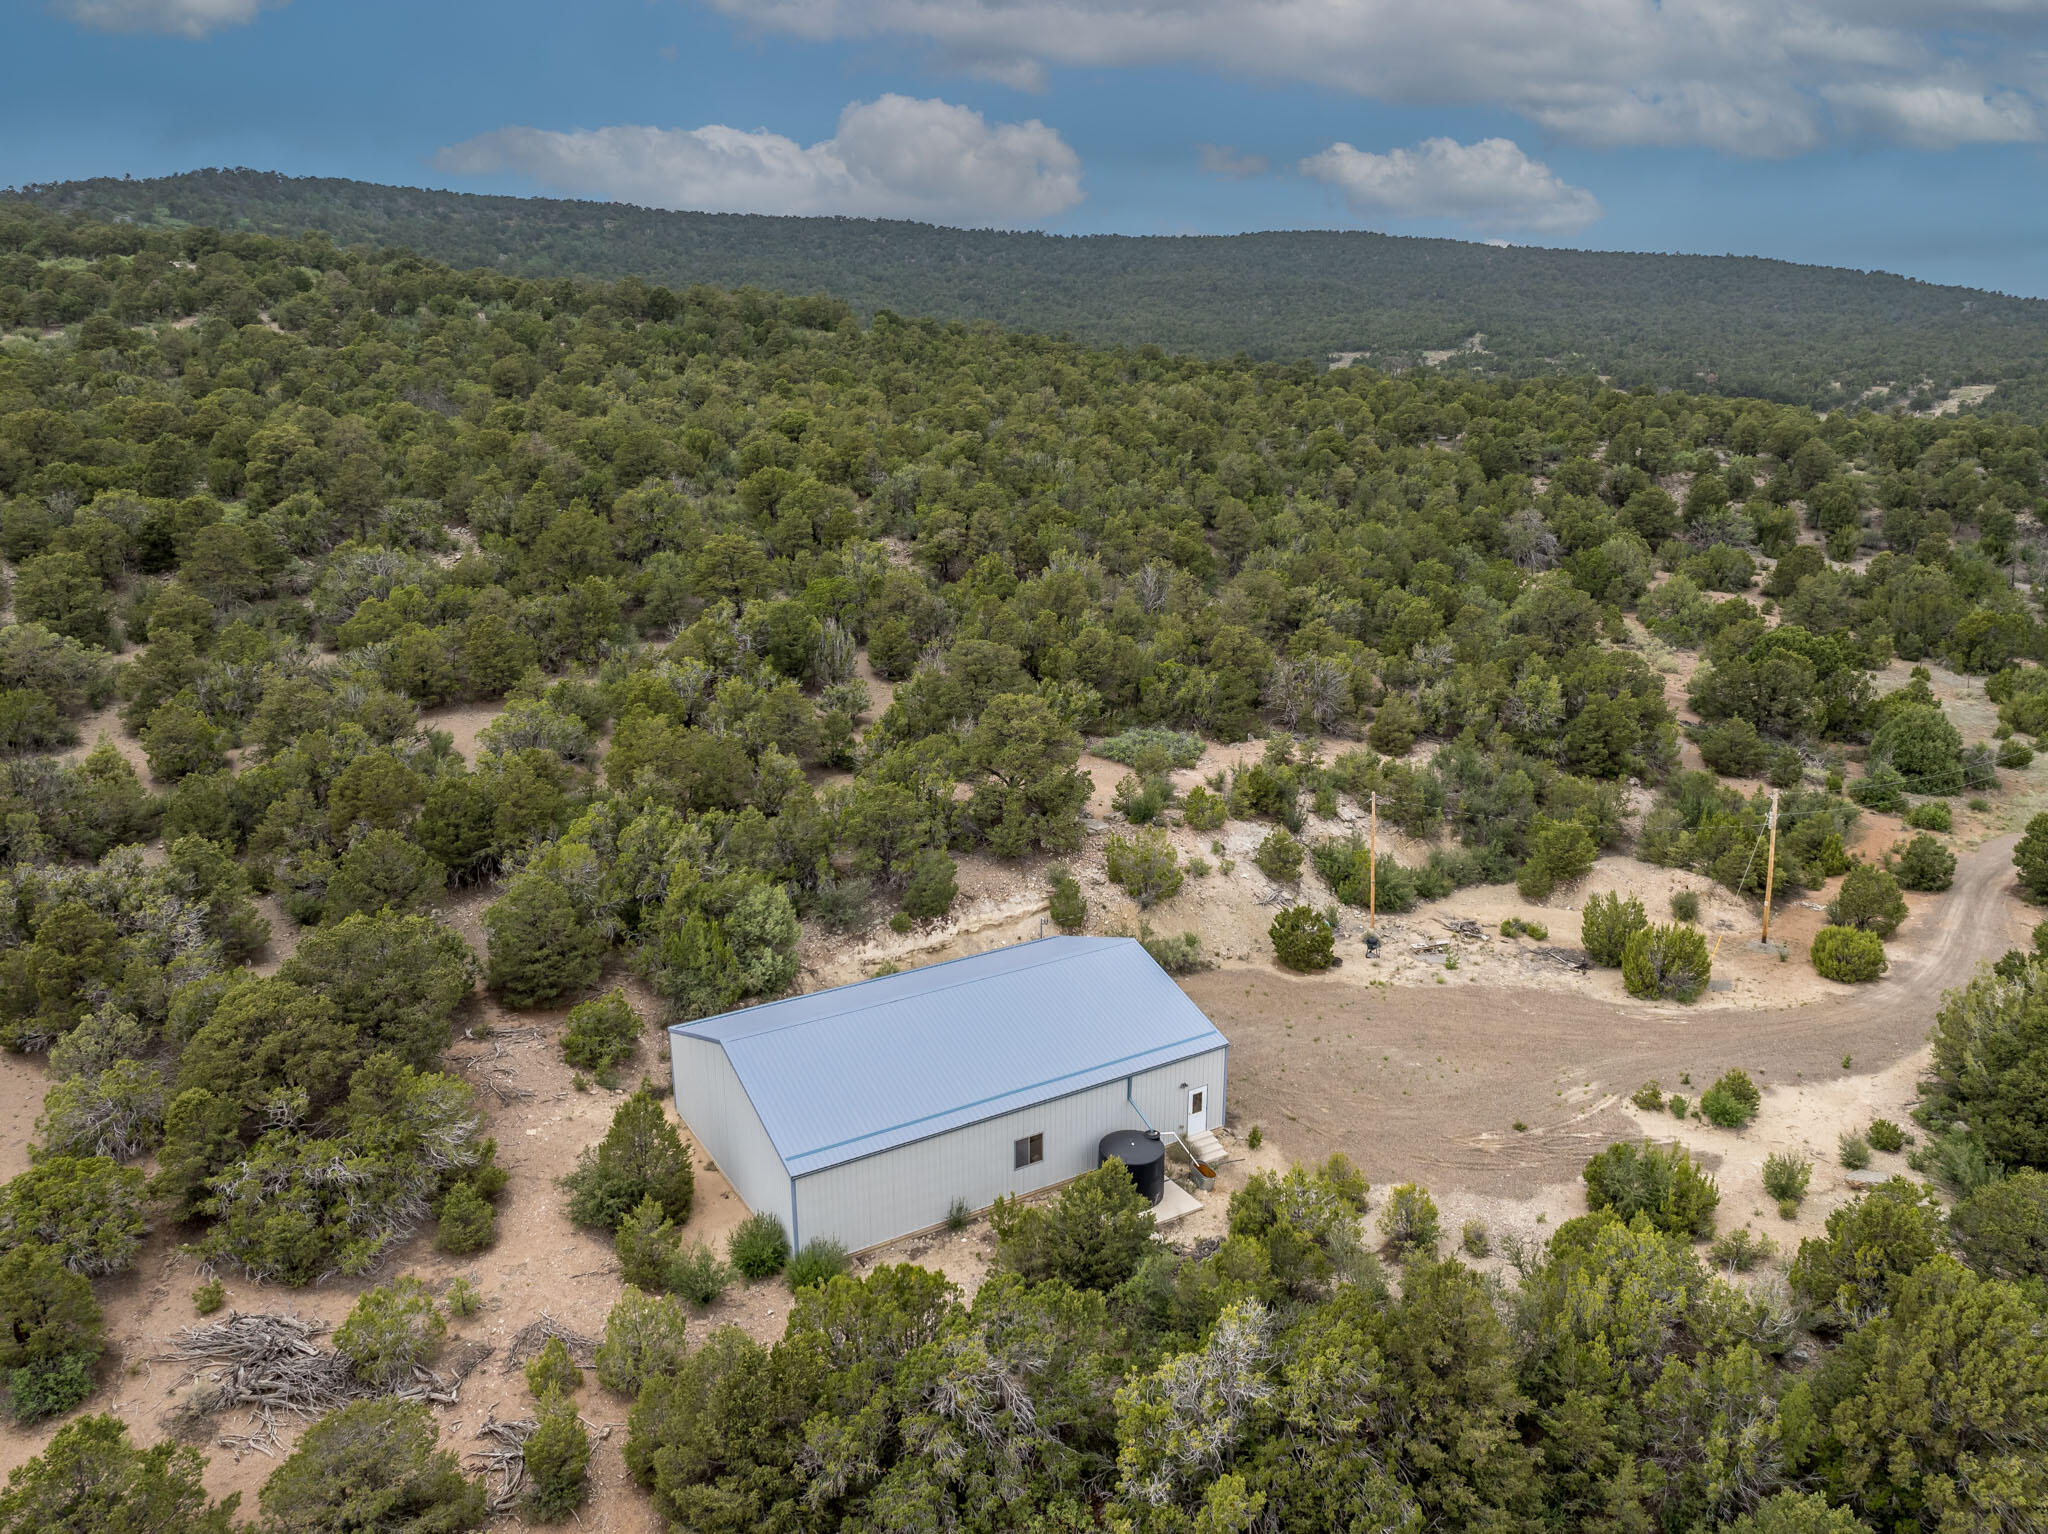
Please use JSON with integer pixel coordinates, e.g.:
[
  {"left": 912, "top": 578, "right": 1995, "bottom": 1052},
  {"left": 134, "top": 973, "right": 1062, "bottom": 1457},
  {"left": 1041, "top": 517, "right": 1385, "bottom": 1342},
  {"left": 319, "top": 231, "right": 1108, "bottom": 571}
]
[{"left": 1153, "top": 1181, "right": 1205, "bottom": 1228}]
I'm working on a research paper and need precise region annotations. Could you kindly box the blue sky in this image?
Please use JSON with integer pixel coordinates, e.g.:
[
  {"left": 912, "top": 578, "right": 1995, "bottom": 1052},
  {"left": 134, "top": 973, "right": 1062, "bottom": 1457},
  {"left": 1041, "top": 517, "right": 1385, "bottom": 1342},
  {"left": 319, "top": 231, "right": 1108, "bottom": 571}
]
[{"left": 5, "top": 0, "right": 2047, "bottom": 296}]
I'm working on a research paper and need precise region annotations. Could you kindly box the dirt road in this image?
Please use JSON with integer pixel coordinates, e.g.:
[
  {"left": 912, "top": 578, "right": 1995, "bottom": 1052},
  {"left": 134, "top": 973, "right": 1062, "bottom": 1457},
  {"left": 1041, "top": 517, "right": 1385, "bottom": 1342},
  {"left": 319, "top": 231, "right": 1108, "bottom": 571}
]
[{"left": 1183, "top": 834, "right": 2027, "bottom": 1199}]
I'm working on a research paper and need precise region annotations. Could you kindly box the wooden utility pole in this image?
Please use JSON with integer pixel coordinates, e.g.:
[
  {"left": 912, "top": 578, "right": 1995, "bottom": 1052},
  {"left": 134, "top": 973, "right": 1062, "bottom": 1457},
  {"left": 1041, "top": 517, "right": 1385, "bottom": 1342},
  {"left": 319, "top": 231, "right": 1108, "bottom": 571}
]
[
  {"left": 1368, "top": 791, "right": 1378, "bottom": 930},
  {"left": 1760, "top": 789, "right": 1780, "bottom": 943}
]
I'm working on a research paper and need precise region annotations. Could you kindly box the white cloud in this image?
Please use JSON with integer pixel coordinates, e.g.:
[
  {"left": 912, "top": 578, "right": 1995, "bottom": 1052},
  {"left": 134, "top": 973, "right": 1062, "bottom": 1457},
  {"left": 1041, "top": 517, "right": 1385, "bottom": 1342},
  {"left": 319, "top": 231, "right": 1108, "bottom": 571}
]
[
  {"left": 435, "top": 95, "right": 1082, "bottom": 225},
  {"left": 1823, "top": 78, "right": 2041, "bottom": 147},
  {"left": 1198, "top": 144, "right": 1269, "bottom": 179},
  {"left": 53, "top": 0, "right": 281, "bottom": 37},
  {"left": 1301, "top": 136, "right": 1603, "bottom": 235},
  {"left": 705, "top": 0, "right": 2048, "bottom": 157}
]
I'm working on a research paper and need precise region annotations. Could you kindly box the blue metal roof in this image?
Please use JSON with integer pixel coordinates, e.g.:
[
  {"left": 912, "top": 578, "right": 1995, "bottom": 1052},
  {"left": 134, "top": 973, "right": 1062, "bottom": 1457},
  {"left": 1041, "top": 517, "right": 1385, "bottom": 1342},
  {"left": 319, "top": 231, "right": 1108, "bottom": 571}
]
[{"left": 669, "top": 937, "right": 1227, "bottom": 1176}]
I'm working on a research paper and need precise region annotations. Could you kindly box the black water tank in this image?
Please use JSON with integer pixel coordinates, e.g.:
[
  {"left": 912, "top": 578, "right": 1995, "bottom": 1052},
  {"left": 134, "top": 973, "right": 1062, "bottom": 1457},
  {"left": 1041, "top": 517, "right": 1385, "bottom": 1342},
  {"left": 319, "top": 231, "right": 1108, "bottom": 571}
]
[{"left": 1098, "top": 1130, "right": 1166, "bottom": 1205}]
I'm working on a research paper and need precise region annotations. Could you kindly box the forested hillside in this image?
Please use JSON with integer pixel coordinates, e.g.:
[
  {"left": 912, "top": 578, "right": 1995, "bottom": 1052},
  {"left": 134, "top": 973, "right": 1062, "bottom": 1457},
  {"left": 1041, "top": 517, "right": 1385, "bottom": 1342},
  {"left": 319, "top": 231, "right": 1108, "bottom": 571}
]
[
  {"left": 13, "top": 168, "right": 2048, "bottom": 416},
  {"left": 0, "top": 203, "right": 2045, "bottom": 1529}
]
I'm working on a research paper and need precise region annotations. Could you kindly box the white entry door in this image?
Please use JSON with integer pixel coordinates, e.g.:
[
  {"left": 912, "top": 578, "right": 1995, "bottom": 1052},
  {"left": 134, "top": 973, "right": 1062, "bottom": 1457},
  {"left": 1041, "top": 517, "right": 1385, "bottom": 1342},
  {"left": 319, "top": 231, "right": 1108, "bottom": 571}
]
[{"left": 1187, "top": 1086, "right": 1208, "bottom": 1136}]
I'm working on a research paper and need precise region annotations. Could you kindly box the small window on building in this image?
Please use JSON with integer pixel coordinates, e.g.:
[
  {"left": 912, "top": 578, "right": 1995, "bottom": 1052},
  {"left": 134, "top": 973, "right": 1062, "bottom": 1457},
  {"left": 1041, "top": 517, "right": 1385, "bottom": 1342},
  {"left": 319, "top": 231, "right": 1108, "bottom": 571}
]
[{"left": 1014, "top": 1133, "right": 1043, "bottom": 1169}]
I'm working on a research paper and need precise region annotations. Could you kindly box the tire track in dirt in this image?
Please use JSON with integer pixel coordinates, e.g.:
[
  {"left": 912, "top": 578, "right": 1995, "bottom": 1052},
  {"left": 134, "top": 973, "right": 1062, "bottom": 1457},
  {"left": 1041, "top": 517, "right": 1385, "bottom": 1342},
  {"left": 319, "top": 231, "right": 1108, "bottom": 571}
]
[{"left": 1181, "top": 833, "right": 2027, "bottom": 1199}]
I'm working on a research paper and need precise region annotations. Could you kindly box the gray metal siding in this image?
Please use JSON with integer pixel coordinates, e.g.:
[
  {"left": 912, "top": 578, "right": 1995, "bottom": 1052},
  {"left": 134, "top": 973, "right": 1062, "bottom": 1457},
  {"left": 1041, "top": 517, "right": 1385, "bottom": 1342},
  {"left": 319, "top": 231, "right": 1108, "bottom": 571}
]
[
  {"left": 669, "top": 1037, "right": 791, "bottom": 1234},
  {"left": 791, "top": 1046, "right": 1229, "bottom": 1252}
]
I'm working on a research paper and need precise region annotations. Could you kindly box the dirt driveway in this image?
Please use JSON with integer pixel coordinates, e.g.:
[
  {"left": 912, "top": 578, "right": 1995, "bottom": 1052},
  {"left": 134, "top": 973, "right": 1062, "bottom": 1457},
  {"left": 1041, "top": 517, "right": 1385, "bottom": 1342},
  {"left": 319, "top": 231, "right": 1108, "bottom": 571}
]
[{"left": 1183, "top": 833, "right": 2027, "bottom": 1200}]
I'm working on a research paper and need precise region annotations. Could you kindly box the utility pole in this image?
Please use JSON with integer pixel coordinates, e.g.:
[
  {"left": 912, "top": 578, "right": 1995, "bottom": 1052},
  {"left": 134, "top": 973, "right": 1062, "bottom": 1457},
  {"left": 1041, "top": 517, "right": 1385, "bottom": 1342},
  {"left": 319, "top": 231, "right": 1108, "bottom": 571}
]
[
  {"left": 1368, "top": 791, "right": 1378, "bottom": 931},
  {"left": 1760, "top": 789, "right": 1780, "bottom": 943}
]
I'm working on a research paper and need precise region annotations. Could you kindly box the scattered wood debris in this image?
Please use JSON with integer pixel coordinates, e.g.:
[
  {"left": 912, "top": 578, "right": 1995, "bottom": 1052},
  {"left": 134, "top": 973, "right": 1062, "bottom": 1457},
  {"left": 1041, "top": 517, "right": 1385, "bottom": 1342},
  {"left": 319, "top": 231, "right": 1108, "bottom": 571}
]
[
  {"left": 1534, "top": 947, "right": 1591, "bottom": 972},
  {"left": 501, "top": 1312, "right": 599, "bottom": 1372},
  {"left": 157, "top": 1310, "right": 492, "bottom": 1457},
  {"left": 1438, "top": 917, "right": 1487, "bottom": 940},
  {"left": 469, "top": 1413, "right": 540, "bottom": 1514},
  {"left": 449, "top": 1027, "right": 544, "bottom": 1104}
]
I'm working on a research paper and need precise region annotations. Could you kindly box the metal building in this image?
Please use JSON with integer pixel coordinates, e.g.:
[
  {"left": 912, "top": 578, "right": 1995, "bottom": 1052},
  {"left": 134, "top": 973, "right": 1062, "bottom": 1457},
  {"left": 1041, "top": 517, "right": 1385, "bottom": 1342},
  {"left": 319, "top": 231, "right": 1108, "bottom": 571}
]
[{"left": 667, "top": 936, "right": 1230, "bottom": 1253}]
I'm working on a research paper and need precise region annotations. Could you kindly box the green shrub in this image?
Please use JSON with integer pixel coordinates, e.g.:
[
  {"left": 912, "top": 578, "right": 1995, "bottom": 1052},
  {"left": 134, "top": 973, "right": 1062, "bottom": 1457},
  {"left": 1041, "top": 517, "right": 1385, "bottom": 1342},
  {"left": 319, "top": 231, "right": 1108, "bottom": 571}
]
[
  {"left": 1948, "top": 1170, "right": 2048, "bottom": 1284},
  {"left": 1581, "top": 1141, "right": 1720, "bottom": 1239},
  {"left": 901, "top": 849, "right": 958, "bottom": 919},
  {"left": 1997, "top": 737, "right": 2034, "bottom": 769},
  {"left": 1139, "top": 927, "right": 1207, "bottom": 975},
  {"left": 667, "top": 1242, "right": 731, "bottom": 1308},
  {"left": 561, "top": 1090, "right": 694, "bottom": 1233},
  {"left": 561, "top": 988, "right": 639, "bottom": 1072},
  {"left": 333, "top": 1276, "right": 446, "bottom": 1390},
  {"left": 484, "top": 875, "right": 604, "bottom": 1008},
  {"left": 945, "top": 1197, "right": 972, "bottom": 1231},
  {"left": 1622, "top": 923, "right": 1712, "bottom": 1002},
  {"left": 1905, "top": 800, "right": 1952, "bottom": 832},
  {"left": 444, "top": 1277, "right": 482, "bottom": 1318},
  {"left": 1849, "top": 764, "right": 1908, "bottom": 813},
  {"left": 1908, "top": 1128, "right": 2003, "bottom": 1196},
  {"left": 1093, "top": 729, "right": 1203, "bottom": 770},
  {"left": 1580, "top": 891, "right": 1648, "bottom": 967},
  {"left": 1500, "top": 916, "right": 1549, "bottom": 939},
  {"left": 1667, "top": 1094, "right": 1689, "bottom": 1119},
  {"left": 1766, "top": 748, "right": 1805, "bottom": 790},
  {"left": 2016, "top": 811, "right": 2048, "bottom": 900},
  {"left": 1826, "top": 864, "right": 1906, "bottom": 938},
  {"left": 1710, "top": 1226, "right": 1778, "bottom": 1272},
  {"left": 1866, "top": 1118, "right": 1908, "bottom": 1153},
  {"left": 1870, "top": 703, "right": 1964, "bottom": 794},
  {"left": 0, "top": 1413, "right": 238, "bottom": 1532},
  {"left": 1669, "top": 889, "right": 1701, "bottom": 923},
  {"left": 192, "top": 1279, "right": 225, "bottom": 1315},
  {"left": 1180, "top": 783, "right": 1228, "bottom": 832},
  {"left": 1811, "top": 924, "right": 1888, "bottom": 982},
  {"left": 594, "top": 1287, "right": 691, "bottom": 1396},
  {"left": 992, "top": 1161, "right": 1155, "bottom": 1292},
  {"left": 615, "top": 1196, "right": 683, "bottom": 1292},
  {"left": 1106, "top": 827, "right": 1183, "bottom": 907},
  {"left": 1631, "top": 1081, "right": 1664, "bottom": 1112},
  {"left": 1697, "top": 717, "right": 1770, "bottom": 777},
  {"left": 1516, "top": 816, "right": 1597, "bottom": 901},
  {"left": 1788, "top": 1177, "right": 1943, "bottom": 1328},
  {"left": 1762, "top": 1152, "right": 1812, "bottom": 1206},
  {"left": 1268, "top": 905, "right": 1335, "bottom": 972},
  {"left": 787, "top": 1238, "right": 851, "bottom": 1291},
  {"left": 1699, "top": 1068, "right": 1762, "bottom": 1129},
  {"left": 1838, "top": 1133, "right": 1872, "bottom": 1170},
  {"left": 1111, "top": 772, "right": 1171, "bottom": 825},
  {"left": 523, "top": 1392, "right": 590, "bottom": 1520},
  {"left": 727, "top": 1213, "right": 790, "bottom": 1279},
  {"left": 1253, "top": 826, "right": 1303, "bottom": 882},
  {"left": 525, "top": 1335, "right": 583, "bottom": 1400},
  {"left": 1927, "top": 956, "right": 2048, "bottom": 1171},
  {"left": 1047, "top": 867, "right": 1087, "bottom": 931},
  {"left": 1376, "top": 1184, "right": 1440, "bottom": 1256},
  {"left": 435, "top": 1181, "right": 496, "bottom": 1255},
  {"left": 8, "top": 1353, "right": 95, "bottom": 1426},
  {"left": 258, "top": 1398, "right": 484, "bottom": 1532},
  {"left": 0, "top": 1156, "right": 148, "bottom": 1277},
  {"left": 1245, "top": 1126, "right": 1264, "bottom": 1150},
  {"left": 1890, "top": 833, "right": 1955, "bottom": 892}
]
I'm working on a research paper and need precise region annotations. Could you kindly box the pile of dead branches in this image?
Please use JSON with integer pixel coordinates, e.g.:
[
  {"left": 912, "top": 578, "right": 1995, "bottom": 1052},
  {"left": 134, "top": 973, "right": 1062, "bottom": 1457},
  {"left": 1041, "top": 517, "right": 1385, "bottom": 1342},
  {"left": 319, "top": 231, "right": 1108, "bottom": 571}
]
[
  {"left": 159, "top": 1310, "right": 492, "bottom": 1453},
  {"left": 501, "top": 1313, "right": 598, "bottom": 1372},
  {"left": 468, "top": 1413, "right": 539, "bottom": 1515}
]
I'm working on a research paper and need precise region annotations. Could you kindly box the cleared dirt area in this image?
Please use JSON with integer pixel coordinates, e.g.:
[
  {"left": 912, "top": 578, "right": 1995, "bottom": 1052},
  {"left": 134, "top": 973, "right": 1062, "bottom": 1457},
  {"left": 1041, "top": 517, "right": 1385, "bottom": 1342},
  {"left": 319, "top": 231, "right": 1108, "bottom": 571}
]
[{"left": 1184, "top": 830, "right": 2026, "bottom": 1200}]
